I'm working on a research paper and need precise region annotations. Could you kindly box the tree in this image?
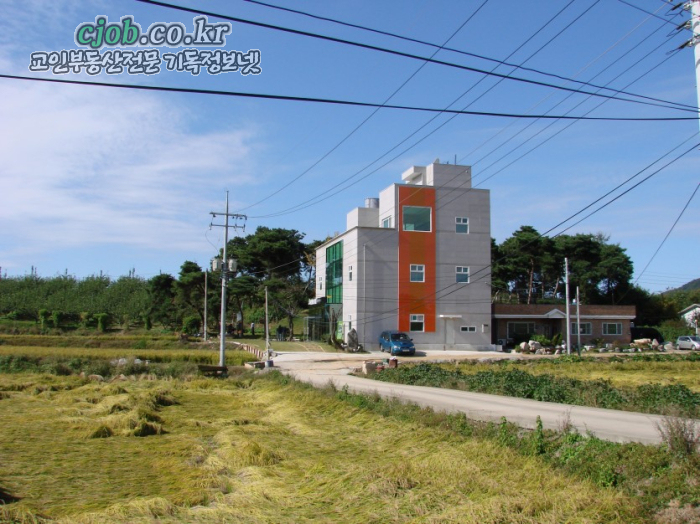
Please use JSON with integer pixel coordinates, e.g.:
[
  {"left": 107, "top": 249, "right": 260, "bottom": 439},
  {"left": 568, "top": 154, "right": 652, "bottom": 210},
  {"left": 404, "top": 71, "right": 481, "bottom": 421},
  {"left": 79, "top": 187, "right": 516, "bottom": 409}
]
[
  {"left": 265, "top": 277, "right": 310, "bottom": 339},
  {"left": 499, "top": 226, "right": 546, "bottom": 304},
  {"left": 228, "top": 227, "right": 306, "bottom": 279},
  {"left": 174, "top": 261, "right": 206, "bottom": 327},
  {"left": 147, "top": 274, "right": 178, "bottom": 329},
  {"left": 493, "top": 227, "right": 635, "bottom": 305}
]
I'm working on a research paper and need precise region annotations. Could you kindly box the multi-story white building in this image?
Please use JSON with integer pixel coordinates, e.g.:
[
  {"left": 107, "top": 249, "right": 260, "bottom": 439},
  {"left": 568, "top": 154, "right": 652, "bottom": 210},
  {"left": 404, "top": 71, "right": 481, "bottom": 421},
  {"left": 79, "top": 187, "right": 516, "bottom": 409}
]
[{"left": 314, "top": 161, "right": 493, "bottom": 350}]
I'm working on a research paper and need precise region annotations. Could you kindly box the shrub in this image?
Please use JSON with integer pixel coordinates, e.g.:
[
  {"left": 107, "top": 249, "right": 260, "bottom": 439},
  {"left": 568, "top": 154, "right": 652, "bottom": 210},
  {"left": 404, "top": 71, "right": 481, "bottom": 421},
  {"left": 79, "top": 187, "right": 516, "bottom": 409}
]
[
  {"left": 182, "top": 315, "right": 201, "bottom": 335},
  {"left": 656, "top": 415, "right": 699, "bottom": 458},
  {"left": 531, "top": 334, "right": 552, "bottom": 346},
  {"left": 95, "top": 313, "right": 110, "bottom": 332},
  {"left": 38, "top": 309, "right": 50, "bottom": 330},
  {"left": 79, "top": 311, "right": 90, "bottom": 328}
]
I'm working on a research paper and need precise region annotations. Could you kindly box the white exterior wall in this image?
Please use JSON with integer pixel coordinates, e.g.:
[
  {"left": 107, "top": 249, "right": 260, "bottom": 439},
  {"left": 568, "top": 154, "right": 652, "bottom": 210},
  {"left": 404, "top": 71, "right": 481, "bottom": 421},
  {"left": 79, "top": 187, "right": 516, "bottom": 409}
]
[
  {"left": 355, "top": 227, "right": 399, "bottom": 347},
  {"left": 315, "top": 247, "right": 326, "bottom": 302},
  {"left": 347, "top": 207, "right": 379, "bottom": 230}
]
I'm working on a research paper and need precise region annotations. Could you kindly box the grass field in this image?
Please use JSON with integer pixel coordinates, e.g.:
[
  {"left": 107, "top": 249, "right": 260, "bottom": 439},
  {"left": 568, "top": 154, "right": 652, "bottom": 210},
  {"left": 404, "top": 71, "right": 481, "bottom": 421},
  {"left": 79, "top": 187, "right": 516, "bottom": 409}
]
[{"left": 0, "top": 372, "right": 644, "bottom": 524}]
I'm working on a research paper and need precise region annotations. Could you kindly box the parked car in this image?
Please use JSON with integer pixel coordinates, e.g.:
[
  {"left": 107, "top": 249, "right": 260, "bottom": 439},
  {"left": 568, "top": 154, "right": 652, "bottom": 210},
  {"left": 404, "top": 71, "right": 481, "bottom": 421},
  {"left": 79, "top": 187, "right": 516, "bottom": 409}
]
[
  {"left": 676, "top": 335, "right": 700, "bottom": 350},
  {"left": 379, "top": 331, "right": 416, "bottom": 356}
]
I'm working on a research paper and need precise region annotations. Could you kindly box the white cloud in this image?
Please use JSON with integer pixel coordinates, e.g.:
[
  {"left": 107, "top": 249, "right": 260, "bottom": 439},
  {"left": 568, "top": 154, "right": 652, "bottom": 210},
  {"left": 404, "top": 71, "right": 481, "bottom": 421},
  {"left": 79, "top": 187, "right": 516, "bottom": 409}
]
[{"left": 0, "top": 76, "right": 260, "bottom": 269}]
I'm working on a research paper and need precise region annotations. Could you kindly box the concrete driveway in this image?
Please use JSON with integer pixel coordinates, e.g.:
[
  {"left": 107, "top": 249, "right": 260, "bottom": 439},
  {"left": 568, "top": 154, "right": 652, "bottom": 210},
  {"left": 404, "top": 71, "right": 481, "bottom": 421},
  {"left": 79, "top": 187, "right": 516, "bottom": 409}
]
[{"left": 272, "top": 350, "right": 674, "bottom": 444}]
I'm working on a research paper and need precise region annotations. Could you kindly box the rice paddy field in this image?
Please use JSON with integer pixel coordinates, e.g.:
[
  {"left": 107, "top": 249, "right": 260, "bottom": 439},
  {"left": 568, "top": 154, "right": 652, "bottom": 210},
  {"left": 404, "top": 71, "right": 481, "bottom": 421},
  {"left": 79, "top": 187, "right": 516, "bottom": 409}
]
[
  {"left": 0, "top": 337, "right": 698, "bottom": 523},
  {"left": 0, "top": 371, "right": 643, "bottom": 524}
]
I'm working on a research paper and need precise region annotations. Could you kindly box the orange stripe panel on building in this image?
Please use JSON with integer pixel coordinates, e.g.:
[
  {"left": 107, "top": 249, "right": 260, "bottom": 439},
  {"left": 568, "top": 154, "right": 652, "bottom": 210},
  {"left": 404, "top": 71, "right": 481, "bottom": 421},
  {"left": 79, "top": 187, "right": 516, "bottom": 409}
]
[{"left": 397, "top": 185, "right": 436, "bottom": 333}]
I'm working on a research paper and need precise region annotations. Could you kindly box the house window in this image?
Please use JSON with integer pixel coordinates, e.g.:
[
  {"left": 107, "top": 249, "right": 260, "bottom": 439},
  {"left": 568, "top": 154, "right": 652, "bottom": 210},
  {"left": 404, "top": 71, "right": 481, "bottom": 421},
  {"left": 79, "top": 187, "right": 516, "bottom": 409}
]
[
  {"left": 318, "top": 276, "right": 323, "bottom": 291},
  {"left": 572, "top": 322, "right": 592, "bottom": 335},
  {"left": 382, "top": 216, "right": 392, "bottom": 228},
  {"left": 456, "top": 217, "right": 469, "bottom": 234},
  {"left": 507, "top": 322, "right": 535, "bottom": 339},
  {"left": 403, "top": 206, "right": 431, "bottom": 232},
  {"left": 348, "top": 265, "right": 353, "bottom": 282},
  {"left": 456, "top": 266, "right": 470, "bottom": 283},
  {"left": 410, "top": 264, "right": 425, "bottom": 282},
  {"left": 603, "top": 323, "right": 622, "bottom": 335},
  {"left": 460, "top": 326, "right": 476, "bottom": 332},
  {"left": 409, "top": 314, "right": 424, "bottom": 332}
]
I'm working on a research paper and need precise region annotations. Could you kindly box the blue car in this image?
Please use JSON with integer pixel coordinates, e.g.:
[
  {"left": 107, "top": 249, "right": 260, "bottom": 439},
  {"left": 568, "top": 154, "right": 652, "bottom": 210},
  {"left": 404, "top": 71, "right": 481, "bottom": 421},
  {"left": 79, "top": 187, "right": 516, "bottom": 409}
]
[{"left": 379, "top": 331, "right": 416, "bottom": 356}]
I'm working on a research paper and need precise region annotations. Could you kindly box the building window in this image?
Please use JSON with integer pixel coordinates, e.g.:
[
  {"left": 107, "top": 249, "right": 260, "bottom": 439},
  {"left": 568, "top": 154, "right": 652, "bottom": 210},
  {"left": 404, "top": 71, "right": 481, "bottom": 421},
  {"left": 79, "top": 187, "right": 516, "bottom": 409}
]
[
  {"left": 348, "top": 265, "right": 353, "bottom": 282},
  {"left": 460, "top": 326, "right": 476, "bottom": 332},
  {"left": 456, "top": 266, "right": 470, "bottom": 283},
  {"left": 382, "top": 216, "right": 392, "bottom": 228},
  {"left": 318, "top": 276, "right": 323, "bottom": 291},
  {"left": 410, "top": 264, "right": 425, "bottom": 282},
  {"left": 572, "top": 322, "right": 592, "bottom": 335},
  {"left": 507, "top": 322, "right": 535, "bottom": 339},
  {"left": 409, "top": 314, "right": 424, "bottom": 332},
  {"left": 603, "top": 323, "right": 622, "bottom": 335},
  {"left": 403, "top": 206, "right": 431, "bottom": 232},
  {"left": 325, "top": 241, "right": 343, "bottom": 304},
  {"left": 456, "top": 217, "right": 469, "bottom": 234}
]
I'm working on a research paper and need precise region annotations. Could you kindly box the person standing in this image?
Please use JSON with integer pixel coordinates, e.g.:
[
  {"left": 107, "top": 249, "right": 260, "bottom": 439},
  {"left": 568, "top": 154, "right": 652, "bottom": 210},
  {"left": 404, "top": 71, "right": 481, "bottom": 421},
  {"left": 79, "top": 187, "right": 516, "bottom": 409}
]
[{"left": 250, "top": 321, "right": 255, "bottom": 337}]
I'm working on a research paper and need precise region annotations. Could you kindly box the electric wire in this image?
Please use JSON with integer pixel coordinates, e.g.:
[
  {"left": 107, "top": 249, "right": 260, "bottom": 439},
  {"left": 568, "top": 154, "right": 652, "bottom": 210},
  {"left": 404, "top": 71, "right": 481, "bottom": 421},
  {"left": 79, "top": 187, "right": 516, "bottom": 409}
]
[
  {"left": 136, "top": 0, "right": 699, "bottom": 112},
  {"left": 5, "top": 73, "right": 694, "bottom": 121},
  {"left": 243, "top": 0, "right": 696, "bottom": 111},
  {"left": 616, "top": 0, "right": 684, "bottom": 26},
  {"left": 247, "top": 1, "right": 631, "bottom": 219},
  {"left": 462, "top": 12, "right": 672, "bottom": 169},
  {"left": 634, "top": 181, "right": 699, "bottom": 287}
]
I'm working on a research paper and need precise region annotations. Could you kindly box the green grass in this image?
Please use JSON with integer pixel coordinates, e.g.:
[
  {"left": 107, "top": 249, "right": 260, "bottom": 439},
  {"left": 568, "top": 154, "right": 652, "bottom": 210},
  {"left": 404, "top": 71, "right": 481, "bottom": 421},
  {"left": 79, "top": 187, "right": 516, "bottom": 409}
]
[{"left": 0, "top": 372, "right": 646, "bottom": 523}]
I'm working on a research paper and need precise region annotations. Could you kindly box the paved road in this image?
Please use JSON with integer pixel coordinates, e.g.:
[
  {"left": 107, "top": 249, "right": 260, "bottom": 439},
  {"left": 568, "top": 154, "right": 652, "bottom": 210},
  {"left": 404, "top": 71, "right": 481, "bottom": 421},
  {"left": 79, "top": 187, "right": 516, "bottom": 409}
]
[{"left": 272, "top": 350, "right": 676, "bottom": 444}]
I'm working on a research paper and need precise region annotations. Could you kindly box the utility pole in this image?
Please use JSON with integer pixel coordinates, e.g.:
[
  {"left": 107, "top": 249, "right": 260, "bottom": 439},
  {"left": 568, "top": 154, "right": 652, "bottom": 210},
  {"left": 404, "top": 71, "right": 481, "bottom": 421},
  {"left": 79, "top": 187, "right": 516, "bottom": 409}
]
[
  {"left": 565, "top": 257, "right": 571, "bottom": 355},
  {"left": 203, "top": 270, "right": 208, "bottom": 341},
  {"left": 265, "top": 286, "right": 271, "bottom": 358},
  {"left": 576, "top": 286, "right": 581, "bottom": 356},
  {"left": 209, "top": 191, "right": 246, "bottom": 368},
  {"left": 675, "top": 1, "right": 700, "bottom": 132},
  {"left": 693, "top": 0, "right": 700, "bottom": 133}
]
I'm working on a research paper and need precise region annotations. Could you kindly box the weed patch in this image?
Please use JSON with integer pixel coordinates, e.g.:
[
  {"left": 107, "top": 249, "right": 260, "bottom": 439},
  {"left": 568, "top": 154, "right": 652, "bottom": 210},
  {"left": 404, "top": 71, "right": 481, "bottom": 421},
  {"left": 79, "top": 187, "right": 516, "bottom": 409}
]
[{"left": 372, "top": 363, "right": 700, "bottom": 417}]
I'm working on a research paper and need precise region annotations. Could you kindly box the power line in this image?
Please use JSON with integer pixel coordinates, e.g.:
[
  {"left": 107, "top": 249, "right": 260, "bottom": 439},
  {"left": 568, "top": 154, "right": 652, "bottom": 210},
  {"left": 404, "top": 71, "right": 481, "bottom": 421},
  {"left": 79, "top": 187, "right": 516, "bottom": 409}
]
[
  {"left": 616, "top": 0, "right": 684, "bottom": 27},
  {"left": 462, "top": 13, "right": 674, "bottom": 170},
  {"left": 137, "top": 0, "right": 699, "bottom": 112},
  {"left": 243, "top": 0, "right": 696, "bottom": 111},
  {"left": 246, "top": 5, "right": 690, "bottom": 220},
  {"left": 633, "top": 181, "right": 700, "bottom": 286},
  {"left": 4, "top": 74, "right": 695, "bottom": 122},
  {"left": 246, "top": 0, "right": 583, "bottom": 217}
]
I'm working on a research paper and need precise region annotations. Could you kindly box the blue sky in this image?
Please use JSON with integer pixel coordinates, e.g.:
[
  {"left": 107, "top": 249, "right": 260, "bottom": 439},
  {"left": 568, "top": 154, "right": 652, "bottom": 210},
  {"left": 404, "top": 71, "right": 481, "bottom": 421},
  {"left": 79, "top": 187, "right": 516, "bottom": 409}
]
[{"left": 0, "top": 0, "right": 698, "bottom": 293}]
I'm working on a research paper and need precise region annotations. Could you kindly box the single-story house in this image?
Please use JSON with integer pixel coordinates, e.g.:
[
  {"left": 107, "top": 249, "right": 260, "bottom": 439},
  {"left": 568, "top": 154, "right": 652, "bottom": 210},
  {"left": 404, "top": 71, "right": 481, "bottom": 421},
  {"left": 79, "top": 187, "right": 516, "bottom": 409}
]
[
  {"left": 679, "top": 304, "right": 700, "bottom": 333},
  {"left": 492, "top": 304, "right": 636, "bottom": 347}
]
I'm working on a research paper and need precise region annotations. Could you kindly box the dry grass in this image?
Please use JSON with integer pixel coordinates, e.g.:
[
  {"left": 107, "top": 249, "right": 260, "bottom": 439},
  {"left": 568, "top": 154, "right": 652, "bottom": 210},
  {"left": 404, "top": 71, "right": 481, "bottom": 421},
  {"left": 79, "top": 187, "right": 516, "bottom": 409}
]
[
  {"left": 456, "top": 359, "right": 700, "bottom": 392},
  {"left": 0, "top": 372, "right": 643, "bottom": 523}
]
